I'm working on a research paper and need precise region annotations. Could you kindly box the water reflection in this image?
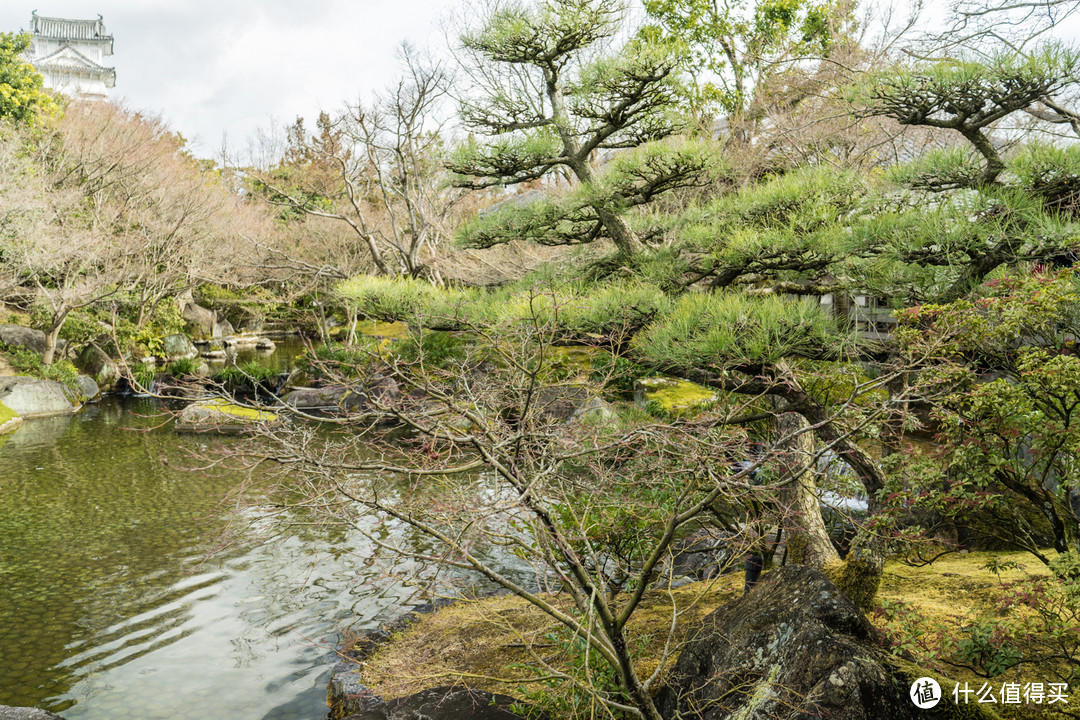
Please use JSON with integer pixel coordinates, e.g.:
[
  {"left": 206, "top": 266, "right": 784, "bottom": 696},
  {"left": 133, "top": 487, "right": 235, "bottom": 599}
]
[{"left": 0, "top": 396, "right": 414, "bottom": 720}]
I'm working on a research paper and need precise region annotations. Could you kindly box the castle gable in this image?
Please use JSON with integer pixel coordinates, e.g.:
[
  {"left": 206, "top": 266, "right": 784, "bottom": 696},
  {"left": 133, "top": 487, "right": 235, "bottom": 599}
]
[{"left": 27, "top": 12, "right": 116, "bottom": 98}]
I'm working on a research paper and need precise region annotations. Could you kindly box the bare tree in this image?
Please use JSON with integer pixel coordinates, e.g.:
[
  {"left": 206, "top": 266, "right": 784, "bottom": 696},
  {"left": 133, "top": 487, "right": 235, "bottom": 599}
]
[
  {"left": 253, "top": 48, "right": 461, "bottom": 280},
  {"left": 0, "top": 101, "right": 263, "bottom": 363}
]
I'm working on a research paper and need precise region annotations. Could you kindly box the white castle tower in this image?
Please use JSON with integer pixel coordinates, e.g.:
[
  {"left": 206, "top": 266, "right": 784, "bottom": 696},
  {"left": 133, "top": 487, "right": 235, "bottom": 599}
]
[{"left": 27, "top": 11, "right": 116, "bottom": 99}]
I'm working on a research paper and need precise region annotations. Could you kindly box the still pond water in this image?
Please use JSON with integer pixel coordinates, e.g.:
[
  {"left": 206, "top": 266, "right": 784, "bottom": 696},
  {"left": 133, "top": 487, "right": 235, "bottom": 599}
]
[{"left": 0, "top": 347, "right": 472, "bottom": 719}]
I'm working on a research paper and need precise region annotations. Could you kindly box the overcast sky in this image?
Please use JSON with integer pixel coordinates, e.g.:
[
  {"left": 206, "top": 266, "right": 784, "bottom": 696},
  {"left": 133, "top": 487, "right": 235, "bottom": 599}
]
[
  {"left": 0, "top": 1, "right": 463, "bottom": 157},
  {"left": 4, "top": 2, "right": 1079, "bottom": 161}
]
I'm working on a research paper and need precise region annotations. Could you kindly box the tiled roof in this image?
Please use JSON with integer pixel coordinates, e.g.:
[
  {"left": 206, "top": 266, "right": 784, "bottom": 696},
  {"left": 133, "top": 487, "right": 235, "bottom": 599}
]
[
  {"left": 30, "top": 12, "right": 112, "bottom": 42},
  {"left": 33, "top": 45, "right": 116, "bottom": 87}
]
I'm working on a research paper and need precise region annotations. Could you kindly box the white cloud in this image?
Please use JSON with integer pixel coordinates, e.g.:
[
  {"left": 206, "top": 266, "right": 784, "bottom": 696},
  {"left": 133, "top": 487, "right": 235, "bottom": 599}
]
[{"left": 1, "top": 0, "right": 459, "bottom": 156}]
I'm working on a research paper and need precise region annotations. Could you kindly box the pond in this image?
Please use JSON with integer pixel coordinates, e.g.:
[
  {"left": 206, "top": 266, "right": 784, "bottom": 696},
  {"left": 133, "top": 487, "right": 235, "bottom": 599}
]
[{"left": 0, "top": 341, "right": 498, "bottom": 720}]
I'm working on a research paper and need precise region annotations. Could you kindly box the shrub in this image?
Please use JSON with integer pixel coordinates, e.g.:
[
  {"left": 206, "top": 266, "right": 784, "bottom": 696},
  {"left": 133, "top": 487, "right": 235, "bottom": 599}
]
[
  {"left": 127, "top": 361, "right": 158, "bottom": 392},
  {"left": 2, "top": 344, "right": 80, "bottom": 392},
  {"left": 166, "top": 358, "right": 200, "bottom": 377},
  {"left": 211, "top": 360, "right": 279, "bottom": 391}
]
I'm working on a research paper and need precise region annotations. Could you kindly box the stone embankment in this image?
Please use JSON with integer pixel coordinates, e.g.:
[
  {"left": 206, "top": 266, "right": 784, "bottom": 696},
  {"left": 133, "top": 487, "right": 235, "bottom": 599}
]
[{"left": 0, "top": 707, "right": 66, "bottom": 720}]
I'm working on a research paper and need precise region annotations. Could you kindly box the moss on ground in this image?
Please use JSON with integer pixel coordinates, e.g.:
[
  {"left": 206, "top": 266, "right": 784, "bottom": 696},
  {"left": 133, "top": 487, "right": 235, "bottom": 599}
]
[
  {"left": 876, "top": 550, "right": 1072, "bottom": 720},
  {"left": 349, "top": 551, "right": 1073, "bottom": 719},
  {"left": 877, "top": 550, "right": 1043, "bottom": 618},
  {"left": 356, "top": 320, "right": 409, "bottom": 339},
  {"left": 353, "top": 575, "right": 742, "bottom": 701}
]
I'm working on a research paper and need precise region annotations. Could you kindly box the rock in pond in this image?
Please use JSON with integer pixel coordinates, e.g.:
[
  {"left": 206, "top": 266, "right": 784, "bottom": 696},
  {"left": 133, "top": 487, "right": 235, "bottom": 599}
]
[
  {"left": 282, "top": 378, "right": 400, "bottom": 415},
  {"left": 175, "top": 398, "right": 278, "bottom": 434},
  {"left": 657, "top": 565, "right": 922, "bottom": 720},
  {"left": 0, "top": 707, "right": 67, "bottom": 720},
  {"left": 74, "top": 375, "right": 100, "bottom": 402},
  {"left": 162, "top": 333, "right": 198, "bottom": 360},
  {"left": 0, "top": 400, "right": 22, "bottom": 435},
  {"left": 75, "top": 344, "right": 119, "bottom": 390},
  {"left": 0, "top": 377, "right": 80, "bottom": 419},
  {"left": 341, "top": 687, "right": 545, "bottom": 720}
]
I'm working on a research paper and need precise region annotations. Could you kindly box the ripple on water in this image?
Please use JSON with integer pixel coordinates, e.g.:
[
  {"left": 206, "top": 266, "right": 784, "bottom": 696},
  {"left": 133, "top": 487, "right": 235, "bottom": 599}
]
[{"left": 0, "top": 395, "right": 416, "bottom": 720}]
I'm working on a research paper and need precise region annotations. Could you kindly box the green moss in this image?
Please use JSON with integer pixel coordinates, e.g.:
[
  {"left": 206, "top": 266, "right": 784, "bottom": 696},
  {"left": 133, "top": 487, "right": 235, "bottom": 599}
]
[
  {"left": 635, "top": 376, "right": 717, "bottom": 417},
  {"left": 204, "top": 398, "right": 277, "bottom": 422},
  {"left": 356, "top": 320, "right": 409, "bottom": 339},
  {"left": 353, "top": 575, "right": 742, "bottom": 703},
  {"left": 786, "top": 534, "right": 810, "bottom": 565},
  {"left": 823, "top": 556, "right": 882, "bottom": 610},
  {"left": 548, "top": 345, "right": 604, "bottom": 374},
  {"left": 0, "top": 400, "right": 21, "bottom": 435}
]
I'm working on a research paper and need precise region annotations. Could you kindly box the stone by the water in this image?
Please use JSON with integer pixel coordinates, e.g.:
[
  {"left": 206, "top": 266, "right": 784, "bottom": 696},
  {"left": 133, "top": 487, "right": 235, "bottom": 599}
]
[
  {"left": 341, "top": 687, "right": 544, "bottom": 720},
  {"left": 0, "top": 707, "right": 67, "bottom": 720},
  {"left": 162, "top": 333, "right": 198, "bottom": 360},
  {"left": 74, "top": 375, "right": 100, "bottom": 402},
  {"left": 175, "top": 398, "right": 278, "bottom": 434},
  {"left": 0, "top": 377, "right": 80, "bottom": 419},
  {"left": 657, "top": 565, "right": 924, "bottom": 720}
]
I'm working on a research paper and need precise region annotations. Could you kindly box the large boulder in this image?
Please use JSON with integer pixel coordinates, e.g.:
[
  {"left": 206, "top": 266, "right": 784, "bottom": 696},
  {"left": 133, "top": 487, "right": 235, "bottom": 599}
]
[
  {"left": 657, "top": 565, "right": 919, "bottom": 720},
  {"left": 175, "top": 398, "right": 278, "bottom": 434},
  {"left": 181, "top": 300, "right": 216, "bottom": 339},
  {"left": 342, "top": 687, "right": 542, "bottom": 720},
  {"left": 0, "top": 377, "right": 80, "bottom": 419},
  {"left": 0, "top": 325, "right": 47, "bottom": 354},
  {"left": 75, "top": 344, "right": 119, "bottom": 390},
  {"left": 162, "top": 333, "right": 198, "bottom": 360},
  {"left": 282, "top": 378, "right": 400, "bottom": 415},
  {"left": 0, "top": 707, "right": 67, "bottom": 720},
  {"left": 0, "top": 325, "right": 67, "bottom": 359}
]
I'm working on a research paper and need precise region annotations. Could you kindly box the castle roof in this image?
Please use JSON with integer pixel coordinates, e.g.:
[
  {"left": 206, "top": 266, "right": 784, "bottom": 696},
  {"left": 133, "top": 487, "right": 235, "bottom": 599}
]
[
  {"left": 33, "top": 44, "right": 116, "bottom": 87},
  {"left": 30, "top": 12, "right": 113, "bottom": 47}
]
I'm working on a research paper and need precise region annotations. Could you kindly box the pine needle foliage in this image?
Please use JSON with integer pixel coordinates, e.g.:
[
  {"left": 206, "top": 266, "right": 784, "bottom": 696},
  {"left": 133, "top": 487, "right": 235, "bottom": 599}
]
[
  {"left": 632, "top": 292, "right": 841, "bottom": 369},
  {"left": 1009, "top": 142, "right": 1080, "bottom": 216}
]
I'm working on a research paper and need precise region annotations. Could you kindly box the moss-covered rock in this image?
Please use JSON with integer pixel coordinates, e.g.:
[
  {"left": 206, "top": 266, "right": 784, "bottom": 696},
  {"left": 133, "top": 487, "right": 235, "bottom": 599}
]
[
  {"left": 633, "top": 376, "right": 717, "bottom": 416},
  {"left": 174, "top": 398, "right": 278, "bottom": 434},
  {"left": 0, "top": 400, "right": 21, "bottom": 436},
  {"left": 823, "top": 555, "right": 883, "bottom": 611},
  {"left": 657, "top": 565, "right": 921, "bottom": 719}
]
